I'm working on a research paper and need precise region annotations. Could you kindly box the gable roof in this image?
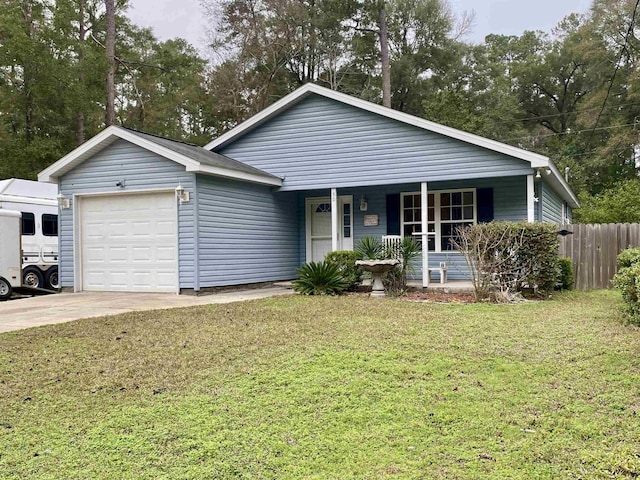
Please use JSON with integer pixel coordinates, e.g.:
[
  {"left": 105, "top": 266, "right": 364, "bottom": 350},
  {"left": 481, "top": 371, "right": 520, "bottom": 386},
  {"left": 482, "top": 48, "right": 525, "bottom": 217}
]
[
  {"left": 204, "top": 83, "right": 578, "bottom": 207},
  {"left": 38, "top": 126, "right": 282, "bottom": 186}
]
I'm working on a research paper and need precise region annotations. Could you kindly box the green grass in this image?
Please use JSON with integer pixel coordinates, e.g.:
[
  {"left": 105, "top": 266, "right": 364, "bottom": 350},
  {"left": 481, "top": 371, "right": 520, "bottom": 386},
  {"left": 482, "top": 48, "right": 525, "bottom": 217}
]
[{"left": 1, "top": 290, "right": 639, "bottom": 479}]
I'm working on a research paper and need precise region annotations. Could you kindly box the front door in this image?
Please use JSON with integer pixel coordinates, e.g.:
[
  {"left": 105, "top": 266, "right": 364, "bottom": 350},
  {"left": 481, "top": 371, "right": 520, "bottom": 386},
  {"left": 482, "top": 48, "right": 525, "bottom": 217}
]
[{"left": 306, "top": 196, "right": 353, "bottom": 262}]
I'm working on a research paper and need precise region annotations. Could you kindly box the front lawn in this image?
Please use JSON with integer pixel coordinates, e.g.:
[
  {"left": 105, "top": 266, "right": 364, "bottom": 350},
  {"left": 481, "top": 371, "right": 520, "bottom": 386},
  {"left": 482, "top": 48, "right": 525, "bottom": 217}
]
[{"left": 1, "top": 291, "right": 639, "bottom": 479}]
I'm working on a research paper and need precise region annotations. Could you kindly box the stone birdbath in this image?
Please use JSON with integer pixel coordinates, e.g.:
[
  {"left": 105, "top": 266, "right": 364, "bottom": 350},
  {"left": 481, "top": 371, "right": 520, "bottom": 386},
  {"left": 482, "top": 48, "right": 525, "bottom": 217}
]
[{"left": 356, "top": 259, "right": 400, "bottom": 298}]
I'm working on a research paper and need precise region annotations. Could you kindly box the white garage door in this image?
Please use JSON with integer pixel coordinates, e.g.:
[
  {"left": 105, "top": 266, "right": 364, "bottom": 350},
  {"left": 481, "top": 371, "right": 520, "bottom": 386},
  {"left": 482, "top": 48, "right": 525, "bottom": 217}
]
[{"left": 80, "top": 192, "right": 178, "bottom": 292}]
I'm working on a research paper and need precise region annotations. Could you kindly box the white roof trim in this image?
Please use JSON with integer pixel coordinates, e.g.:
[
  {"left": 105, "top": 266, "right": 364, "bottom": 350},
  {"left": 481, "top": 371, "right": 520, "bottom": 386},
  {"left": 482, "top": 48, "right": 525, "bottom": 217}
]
[
  {"left": 204, "top": 83, "right": 580, "bottom": 205},
  {"left": 204, "top": 83, "right": 550, "bottom": 169},
  {"left": 189, "top": 164, "right": 282, "bottom": 186},
  {"left": 38, "top": 126, "right": 282, "bottom": 187}
]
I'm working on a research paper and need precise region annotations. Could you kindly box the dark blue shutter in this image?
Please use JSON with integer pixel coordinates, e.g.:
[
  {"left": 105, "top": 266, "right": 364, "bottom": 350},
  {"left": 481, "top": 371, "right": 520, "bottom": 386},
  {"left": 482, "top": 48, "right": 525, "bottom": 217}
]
[
  {"left": 477, "top": 188, "right": 494, "bottom": 223},
  {"left": 386, "top": 194, "right": 400, "bottom": 235}
]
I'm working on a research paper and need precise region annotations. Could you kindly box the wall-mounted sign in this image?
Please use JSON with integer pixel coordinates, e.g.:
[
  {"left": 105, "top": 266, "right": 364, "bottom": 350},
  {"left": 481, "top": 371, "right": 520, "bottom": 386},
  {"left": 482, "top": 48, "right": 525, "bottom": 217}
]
[{"left": 363, "top": 214, "right": 379, "bottom": 226}]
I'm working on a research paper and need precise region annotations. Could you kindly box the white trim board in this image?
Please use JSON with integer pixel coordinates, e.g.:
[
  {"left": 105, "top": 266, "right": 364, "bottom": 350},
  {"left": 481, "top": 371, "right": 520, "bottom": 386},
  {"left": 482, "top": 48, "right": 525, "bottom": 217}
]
[
  {"left": 204, "top": 83, "right": 578, "bottom": 208},
  {"left": 38, "top": 126, "right": 282, "bottom": 187}
]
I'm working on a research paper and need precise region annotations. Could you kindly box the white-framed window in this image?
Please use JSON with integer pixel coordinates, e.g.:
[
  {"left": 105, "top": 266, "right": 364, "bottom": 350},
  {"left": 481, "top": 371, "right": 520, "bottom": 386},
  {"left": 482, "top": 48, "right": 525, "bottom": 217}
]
[{"left": 401, "top": 189, "right": 476, "bottom": 252}]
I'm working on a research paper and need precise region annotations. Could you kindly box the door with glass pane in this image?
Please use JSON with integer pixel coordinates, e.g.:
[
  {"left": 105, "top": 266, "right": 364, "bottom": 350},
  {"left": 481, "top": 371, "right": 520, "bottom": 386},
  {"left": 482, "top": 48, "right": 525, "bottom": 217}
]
[{"left": 306, "top": 196, "right": 353, "bottom": 262}]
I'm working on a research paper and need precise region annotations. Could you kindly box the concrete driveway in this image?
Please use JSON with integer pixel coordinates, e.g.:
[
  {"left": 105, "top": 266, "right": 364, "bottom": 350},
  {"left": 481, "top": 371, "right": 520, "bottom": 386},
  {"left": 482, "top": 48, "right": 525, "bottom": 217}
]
[{"left": 0, "top": 287, "right": 291, "bottom": 333}]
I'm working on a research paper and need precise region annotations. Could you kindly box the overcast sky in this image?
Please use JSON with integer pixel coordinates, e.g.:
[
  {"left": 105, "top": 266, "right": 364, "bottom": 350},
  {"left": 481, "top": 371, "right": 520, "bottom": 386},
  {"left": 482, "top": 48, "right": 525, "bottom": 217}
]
[{"left": 126, "top": 0, "right": 595, "bottom": 54}]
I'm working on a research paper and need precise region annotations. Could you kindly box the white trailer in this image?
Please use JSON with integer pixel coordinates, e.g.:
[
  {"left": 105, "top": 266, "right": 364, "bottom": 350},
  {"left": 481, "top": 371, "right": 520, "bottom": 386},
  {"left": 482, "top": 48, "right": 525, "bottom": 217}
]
[
  {"left": 0, "top": 178, "right": 59, "bottom": 290},
  {"left": 0, "top": 209, "right": 22, "bottom": 300}
]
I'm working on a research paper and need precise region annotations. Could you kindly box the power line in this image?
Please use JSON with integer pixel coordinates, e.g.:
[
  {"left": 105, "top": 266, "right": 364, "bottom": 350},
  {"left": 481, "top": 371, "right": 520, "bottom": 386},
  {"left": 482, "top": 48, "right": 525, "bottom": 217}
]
[
  {"left": 492, "top": 101, "right": 640, "bottom": 125},
  {"left": 587, "top": 0, "right": 640, "bottom": 146},
  {"left": 506, "top": 122, "right": 636, "bottom": 143}
]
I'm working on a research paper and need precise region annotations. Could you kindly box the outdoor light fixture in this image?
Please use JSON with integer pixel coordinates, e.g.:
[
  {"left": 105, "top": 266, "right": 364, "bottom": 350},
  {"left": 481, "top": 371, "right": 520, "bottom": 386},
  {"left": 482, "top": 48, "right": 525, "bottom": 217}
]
[
  {"left": 359, "top": 196, "right": 368, "bottom": 212},
  {"left": 115, "top": 179, "right": 126, "bottom": 188},
  {"left": 175, "top": 184, "right": 190, "bottom": 204},
  {"left": 536, "top": 167, "right": 552, "bottom": 178},
  {"left": 57, "top": 193, "right": 70, "bottom": 209}
]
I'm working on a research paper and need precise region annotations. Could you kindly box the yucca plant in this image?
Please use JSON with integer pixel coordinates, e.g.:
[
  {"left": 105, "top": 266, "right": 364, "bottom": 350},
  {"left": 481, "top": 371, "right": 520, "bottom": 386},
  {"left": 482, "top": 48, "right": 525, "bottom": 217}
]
[
  {"left": 355, "top": 236, "right": 385, "bottom": 260},
  {"left": 292, "top": 261, "right": 350, "bottom": 295}
]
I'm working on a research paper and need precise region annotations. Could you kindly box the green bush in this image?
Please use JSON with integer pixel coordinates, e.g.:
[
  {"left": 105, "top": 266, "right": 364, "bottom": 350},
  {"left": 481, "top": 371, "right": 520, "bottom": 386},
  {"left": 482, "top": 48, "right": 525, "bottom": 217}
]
[
  {"left": 325, "top": 250, "right": 362, "bottom": 290},
  {"left": 292, "top": 261, "right": 349, "bottom": 296},
  {"left": 613, "top": 261, "right": 640, "bottom": 325},
  {"left": 616, "top": 248, "right": 640, "bottom": 270},
  {"left": 557, "top": 258, "right": 574, "bottom": 290},
  {"left": 454, "top": 221, "right": 560, "bottom": 301}
]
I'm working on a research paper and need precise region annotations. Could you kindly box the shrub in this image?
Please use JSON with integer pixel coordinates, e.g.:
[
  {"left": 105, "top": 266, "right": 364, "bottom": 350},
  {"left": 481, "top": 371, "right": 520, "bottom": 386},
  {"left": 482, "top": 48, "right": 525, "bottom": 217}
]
[
  {"left": 453, "top": 222, "right": 560, "bottom": 302},
  {"left": 325, "top": 250, "right": 362, "bottom": 290},
  {"left": 292, "top": 261, "right": 349, "bottom": 296},
  {"left": 557, "top": 258, "right": 574, "bottom": 290},
  {"left": 355, "top": 236, "right": 385, "bottom": 260},
  {"left": 616, "top": 248, "right": 640, "bottom": 270},
  {"left": 613, "top": 261, "right": 640, "bottom": 325}
]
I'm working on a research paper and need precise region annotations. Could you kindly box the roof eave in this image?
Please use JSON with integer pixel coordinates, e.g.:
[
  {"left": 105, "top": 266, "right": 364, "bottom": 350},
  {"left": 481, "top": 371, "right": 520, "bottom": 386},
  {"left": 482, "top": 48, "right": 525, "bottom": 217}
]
[
  {"left": 189, "top": 164, "right": 282, "bottom": 186},
  {"left": 38, "top": 126, "right": 281, "bottom": 187}
]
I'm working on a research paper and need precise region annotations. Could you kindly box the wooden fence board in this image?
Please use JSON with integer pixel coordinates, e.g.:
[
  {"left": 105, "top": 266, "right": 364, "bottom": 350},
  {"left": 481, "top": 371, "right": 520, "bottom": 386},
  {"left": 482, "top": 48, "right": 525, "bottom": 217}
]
[{"left": 560, "top": 223, "right": 640, "bottom": 290}]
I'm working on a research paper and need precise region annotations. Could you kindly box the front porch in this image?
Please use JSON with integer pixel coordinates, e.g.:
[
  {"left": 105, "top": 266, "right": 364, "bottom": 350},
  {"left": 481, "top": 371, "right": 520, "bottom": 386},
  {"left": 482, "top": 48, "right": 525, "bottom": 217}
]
[{"left": 296, "top": 175, "right": 534, "bottom": 287}]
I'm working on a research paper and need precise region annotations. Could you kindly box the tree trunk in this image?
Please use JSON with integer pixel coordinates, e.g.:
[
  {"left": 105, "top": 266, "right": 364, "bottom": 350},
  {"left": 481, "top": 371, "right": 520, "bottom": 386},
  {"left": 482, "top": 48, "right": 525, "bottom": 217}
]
[
  {"left": 22, "top": 0, "right": 35, "bottom": 143},
  {"left": 76, "top": 0, "right": 86, "bottom": 144},
  {"left": 379, "top": 4, "right": 391, "bottom": 108},
  {"left": 105, "top": 0, "right": 116, "bottom": 126}
]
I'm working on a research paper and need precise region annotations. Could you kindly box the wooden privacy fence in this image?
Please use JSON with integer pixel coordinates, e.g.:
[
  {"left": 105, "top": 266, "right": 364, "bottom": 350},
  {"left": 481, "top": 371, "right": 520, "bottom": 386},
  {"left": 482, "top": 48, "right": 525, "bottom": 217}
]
[{"left": 559, "top": 223, "right": 640, "bottom": 290}]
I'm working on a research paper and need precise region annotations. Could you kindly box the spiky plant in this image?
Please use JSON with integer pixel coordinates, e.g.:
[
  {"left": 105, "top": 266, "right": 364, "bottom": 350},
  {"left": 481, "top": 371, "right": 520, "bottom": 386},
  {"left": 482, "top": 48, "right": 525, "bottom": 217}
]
[
  {"left": 355, "top": 236, "right": 385, "bottom": 260},
  {"left": 292, "top": 261, "right": 350, "bottom": 295}
]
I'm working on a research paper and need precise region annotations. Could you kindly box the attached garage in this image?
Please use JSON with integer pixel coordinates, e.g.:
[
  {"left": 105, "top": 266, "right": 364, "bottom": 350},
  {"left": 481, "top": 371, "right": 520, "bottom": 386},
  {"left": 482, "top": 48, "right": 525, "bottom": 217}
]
[
  {"left": 79, "top": 192, "right": 177, "bottom": 292},
  {"left": 38, "top": 126, "right": 284, "bottom": 293}
]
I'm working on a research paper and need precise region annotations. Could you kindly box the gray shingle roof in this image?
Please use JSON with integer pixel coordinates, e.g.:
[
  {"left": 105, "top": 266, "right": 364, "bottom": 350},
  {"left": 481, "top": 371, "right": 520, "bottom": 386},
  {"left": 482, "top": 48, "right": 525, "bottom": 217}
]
[{"left": 123, "top": 128, "right": 280, "bottom": 180}]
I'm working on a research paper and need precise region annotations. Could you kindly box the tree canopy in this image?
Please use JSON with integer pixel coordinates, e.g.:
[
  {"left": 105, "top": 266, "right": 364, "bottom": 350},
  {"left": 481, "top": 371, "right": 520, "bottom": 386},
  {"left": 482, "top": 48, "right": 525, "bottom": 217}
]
[{"left": 2, "top": 0, "right": 640, "bottom": 223}]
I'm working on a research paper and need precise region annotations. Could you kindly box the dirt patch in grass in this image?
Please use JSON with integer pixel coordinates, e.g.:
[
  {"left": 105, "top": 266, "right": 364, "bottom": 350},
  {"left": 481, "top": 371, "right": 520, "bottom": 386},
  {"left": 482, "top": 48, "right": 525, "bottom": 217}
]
[{"left": 348, "top": 289, "right": 476, "bottom": 303}]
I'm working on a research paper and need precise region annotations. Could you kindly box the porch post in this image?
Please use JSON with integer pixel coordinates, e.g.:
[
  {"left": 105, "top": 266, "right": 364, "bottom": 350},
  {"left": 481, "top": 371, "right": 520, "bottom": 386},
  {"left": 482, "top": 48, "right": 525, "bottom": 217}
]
[
  {"left": 421, "top": 182, "right": 429, "bottom": 288},
  {"left": 526, "top": 174, "right": 535, "bottom": 223},
  {"left": 331, "top": 188, "right": 339, "bottom": 252}
]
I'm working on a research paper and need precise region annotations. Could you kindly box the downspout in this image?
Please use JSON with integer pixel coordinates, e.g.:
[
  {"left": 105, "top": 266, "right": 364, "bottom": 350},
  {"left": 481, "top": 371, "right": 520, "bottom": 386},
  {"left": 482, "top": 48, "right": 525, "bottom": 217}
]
[{"left": 526, "top": 174, "right": 535, "bottom": 223}]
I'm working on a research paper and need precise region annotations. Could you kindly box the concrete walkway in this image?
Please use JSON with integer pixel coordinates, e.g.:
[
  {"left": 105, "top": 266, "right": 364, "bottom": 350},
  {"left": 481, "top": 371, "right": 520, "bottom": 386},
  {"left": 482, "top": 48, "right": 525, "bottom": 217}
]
[{"left": 0, "top": 287, "right": 292, "bottom": 333}]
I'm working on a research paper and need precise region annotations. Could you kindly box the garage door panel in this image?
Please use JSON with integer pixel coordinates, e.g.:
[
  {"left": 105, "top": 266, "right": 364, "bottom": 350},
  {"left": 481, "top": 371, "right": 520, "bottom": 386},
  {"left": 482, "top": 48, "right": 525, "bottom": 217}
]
[{"left": 81, "top": 192, "right": 177, "bottom": 292}]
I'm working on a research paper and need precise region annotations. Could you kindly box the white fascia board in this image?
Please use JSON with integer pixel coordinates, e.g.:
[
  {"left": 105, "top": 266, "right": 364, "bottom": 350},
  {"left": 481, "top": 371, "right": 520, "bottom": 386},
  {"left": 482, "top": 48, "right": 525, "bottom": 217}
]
[
  {"left": 204, "top": 86, "right": 314, "bottom": 150},
  {"left": 204, "top": 83, "right": 551, "bottom": 170},
  {"left": 547, "top": 161, "right": 580, "bottom": 208},
  {"left": 192, "top": 164, "right": 283, "bottom": 186},
  {"left": 38, "top": 126, "right": 201, "bottom": 182}
]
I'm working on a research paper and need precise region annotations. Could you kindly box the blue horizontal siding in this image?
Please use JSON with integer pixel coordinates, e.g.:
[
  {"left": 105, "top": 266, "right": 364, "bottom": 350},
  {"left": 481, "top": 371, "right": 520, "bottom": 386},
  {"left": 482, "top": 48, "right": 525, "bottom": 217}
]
[
  {"left": 298, "top": 176, "right": 528, "bottom": 278},
  {"left": 58, "top": 139, "right": 195, "bottom": 289},
  {"left": 218, "top": 95, "right": 535, "bottom": 191},
  {"left": 196, "top": 175, "right": 299, "bottom": 286},
  {"left": 542, "top": 182, "right": 563, "bottom": 224}
]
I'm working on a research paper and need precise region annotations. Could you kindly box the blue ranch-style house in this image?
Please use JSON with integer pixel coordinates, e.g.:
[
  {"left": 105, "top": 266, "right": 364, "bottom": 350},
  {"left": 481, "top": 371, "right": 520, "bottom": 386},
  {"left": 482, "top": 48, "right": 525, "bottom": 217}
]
[{"left": 38, "top": 83, "right": 578, "bottom": 293}]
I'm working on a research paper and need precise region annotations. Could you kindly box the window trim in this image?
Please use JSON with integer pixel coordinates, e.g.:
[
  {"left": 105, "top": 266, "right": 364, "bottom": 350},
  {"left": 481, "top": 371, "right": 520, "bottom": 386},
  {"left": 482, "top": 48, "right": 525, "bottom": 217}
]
[{"left": 401, "top": 188, "right": 477, "bottom": 253}]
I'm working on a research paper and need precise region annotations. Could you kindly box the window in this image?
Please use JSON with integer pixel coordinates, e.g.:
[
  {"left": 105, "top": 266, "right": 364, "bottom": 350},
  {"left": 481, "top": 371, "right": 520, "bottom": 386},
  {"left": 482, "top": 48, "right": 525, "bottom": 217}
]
[
  {"left": 315, "top": 203, "right": 331, "bottom": 213},
  {"left": 401, "top": 189, "right": 476, "bottom": 252},
  {"left": 343, "top": 202, "right": 351, "bottom": 238},
  {"left": 42, "top": 214, "right": 58, "bottom": 236},
  {"left": 21, "top": 212, "right": 35, "bottom": 235},
  {"left": 439, "top": 191, "right": 475, "bottom": 251}
]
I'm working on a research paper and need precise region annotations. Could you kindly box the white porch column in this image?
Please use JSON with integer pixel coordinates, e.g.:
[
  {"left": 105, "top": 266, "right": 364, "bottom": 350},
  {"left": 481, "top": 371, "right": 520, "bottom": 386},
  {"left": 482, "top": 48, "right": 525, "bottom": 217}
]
[
  {"left": 331, "top": 188, "right": 339, "bottom": 252},
  {"left": 421, "top": 182, "right": 429, "bottom": 288},
  {"left": 526, "top": 174, "right": 535, "bottom": 223}
]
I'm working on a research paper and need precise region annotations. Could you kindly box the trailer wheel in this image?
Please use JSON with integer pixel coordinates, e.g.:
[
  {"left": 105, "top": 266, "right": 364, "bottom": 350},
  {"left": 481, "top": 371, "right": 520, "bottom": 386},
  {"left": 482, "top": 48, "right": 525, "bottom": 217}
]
[
  {"left": 0, "top": 277, "right": 12, "bottom": 301},
  {"left": 23, "top": 266, "right": 44, "bottom": 289},
  {"left": 45, "top": 266, "right": 59, "bottom": 290}
]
